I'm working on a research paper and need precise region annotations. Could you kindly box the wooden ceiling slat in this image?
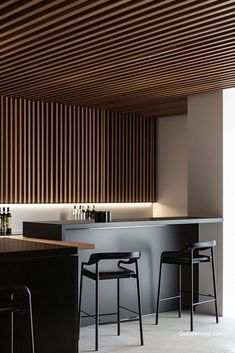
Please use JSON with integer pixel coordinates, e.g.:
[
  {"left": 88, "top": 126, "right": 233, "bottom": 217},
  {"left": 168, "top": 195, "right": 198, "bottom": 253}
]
[
  {"left": 1, "top": 14, "right": 233, "bottom": 79},
  {"left": 2, "top": 38, "right": 234, "bottom": 91},
  {"left": 27, "top": 72, "right": 235, "bottom": 105},
  {"left": 1, "top": 0, "right": 127, "bottom": 46},
  {"left": 2, "top": 23, "right": 235, "bottom": 82},
  {"left": 0, "top": 0, "right": 44, "bottom": 20},
  {"left": 1, "top": 11, "right": 233, "bottom": 80},
  {"left": 4, "top": 56, "right": 235, "bottom": 98},
  {"left": 1, "top": 0, "right": 162, "bottom": 42},
  {"left": 2, "top": 18, "right": 234, "bottom": 79},
  {"left": 1, "top": 0, "right": 165, "bottom": 52},
  {"left": 0, "top": 0, "right": 88, "bottom": 31},
  {"left": 3, "top": 38, "right": 235, "bottom": 92},
  {"left": 3, "top": 24, "right": 234, "bottom": 78},
  {"left": 2, "top": 48, "right": 235, "bottom": 93},
  {"left": 0, "top": 0, "right": 19, "bottom": 11},
  {"left": 4, "top": 64, "right": 235, "bottom": 95},
  {"left": 1, "top": 0, "right": 235, "bottom": 116},
  {"left": 10, "top": 72, "right": 235, "bottom": 108},
  {"left": 4, "top": 78, "right": 235, "bottom": 113},
  {"left": 1, "top": 1, "right": 232, "bottom": 60}
]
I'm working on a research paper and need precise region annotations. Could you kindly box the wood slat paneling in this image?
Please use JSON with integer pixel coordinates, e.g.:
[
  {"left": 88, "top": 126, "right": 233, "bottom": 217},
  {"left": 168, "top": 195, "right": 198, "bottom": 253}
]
[
  {"left": 0, "top": 96, "right": 157, "bottom": 203},
  {"left": 0, "top": 1, "right": 235, "bottom": 117}
]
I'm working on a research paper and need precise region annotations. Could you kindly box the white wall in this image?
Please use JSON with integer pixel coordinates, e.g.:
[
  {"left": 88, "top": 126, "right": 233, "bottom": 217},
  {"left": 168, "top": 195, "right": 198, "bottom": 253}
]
[
  {"left": 155, "top": 115, "right": 188, "bottom": 217},
  {"left": 223, "top": 87, "right": 235, "bottom": 315}
]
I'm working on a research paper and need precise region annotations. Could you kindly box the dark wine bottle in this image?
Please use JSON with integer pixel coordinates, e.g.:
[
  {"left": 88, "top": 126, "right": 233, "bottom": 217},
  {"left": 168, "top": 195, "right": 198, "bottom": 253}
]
[
  {"left": 86, "top": 205, "right": 91, "bottom": 220},
  {"left": 81, "top": 206, "right": 86, "bottom": 220},
  {"left": 0, "top": 207, "right": 2, "bottom": 235},
  {"left": 7, "top": 207, "right": 12, "bottom": 234},
  {"left": 77, "top": 205, "right": 82, "bottom": 220},
  {"left": 91, "top": 205, "right": 96, "bottom": 219},
  {"left": 1, "top": 207, "right": 7, "bottom": 235},
  {"left": 72, "top": 205, "right": 77, "bottom": 220}
]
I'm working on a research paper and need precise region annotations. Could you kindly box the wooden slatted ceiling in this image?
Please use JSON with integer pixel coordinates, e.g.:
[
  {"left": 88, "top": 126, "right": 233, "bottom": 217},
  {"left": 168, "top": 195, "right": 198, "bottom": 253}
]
[{"left": 1, "top": 0, "right": 235, "bottom": 117}]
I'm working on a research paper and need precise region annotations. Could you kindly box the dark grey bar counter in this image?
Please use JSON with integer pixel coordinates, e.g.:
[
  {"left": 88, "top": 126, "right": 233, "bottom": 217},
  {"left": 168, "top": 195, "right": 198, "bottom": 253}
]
[
  {"left": 23, "top": 216, "right": 223, "bottom": 239},
  {"left": 23, "top": 216, "right": 223, "bottom": 323}
]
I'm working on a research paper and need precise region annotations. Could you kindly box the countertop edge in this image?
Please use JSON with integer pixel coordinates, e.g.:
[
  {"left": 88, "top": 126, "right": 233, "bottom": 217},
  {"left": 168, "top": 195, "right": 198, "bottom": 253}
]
[{"left": 23, "top": 217, "right": 223, "bottom": 230}]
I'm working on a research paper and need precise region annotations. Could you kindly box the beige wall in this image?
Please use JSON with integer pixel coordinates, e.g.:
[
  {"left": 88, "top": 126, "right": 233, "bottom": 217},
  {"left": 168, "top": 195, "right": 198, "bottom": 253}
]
[
  {"left": 156, "top": 93, "right": 223, "bottom": 314},
  {"left": 188, "top": 91, "right": 223, "bottom": 216},
  {"left": 155, "top": 115, "right": 188, "bottom": 217},
  {"left": 188, "top": 91, "right": 223, "bottom": 315}
]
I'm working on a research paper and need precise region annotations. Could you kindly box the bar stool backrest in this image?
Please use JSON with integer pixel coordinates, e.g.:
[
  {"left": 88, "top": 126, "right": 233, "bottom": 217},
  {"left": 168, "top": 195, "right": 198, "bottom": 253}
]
[
  {"left": 0, "top": 284, "right": 31, "bottom": 295},
  {"left": 85, "top": 251, "right": 141, "bottom": 265},
  {"left": 185, "top": 240, "right": 216, "bottom": 253}
]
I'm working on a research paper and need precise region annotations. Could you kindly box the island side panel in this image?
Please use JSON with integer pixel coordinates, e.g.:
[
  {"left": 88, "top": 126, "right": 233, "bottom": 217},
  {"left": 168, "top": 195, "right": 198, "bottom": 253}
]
[{"left": 23, "top": 222, "right": 62, "bottom": 240}]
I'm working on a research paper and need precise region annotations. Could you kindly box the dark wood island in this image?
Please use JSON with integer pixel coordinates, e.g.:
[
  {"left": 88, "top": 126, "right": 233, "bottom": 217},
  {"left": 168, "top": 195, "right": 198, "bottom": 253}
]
[{"left": 0, "top": 237, "right": 93, "bottom": 353}]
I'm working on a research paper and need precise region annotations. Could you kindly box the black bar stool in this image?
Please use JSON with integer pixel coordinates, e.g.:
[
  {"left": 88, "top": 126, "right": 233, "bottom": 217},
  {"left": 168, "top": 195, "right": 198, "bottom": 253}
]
[
  {"left": 155, "top": 240, "right": 219, "bottom": 331},
  {"left": 78, "top": 251, "right": 144, "bottom": 351},
  {"left": 0, "top": 284, "right": 35, "bottom": 353}
]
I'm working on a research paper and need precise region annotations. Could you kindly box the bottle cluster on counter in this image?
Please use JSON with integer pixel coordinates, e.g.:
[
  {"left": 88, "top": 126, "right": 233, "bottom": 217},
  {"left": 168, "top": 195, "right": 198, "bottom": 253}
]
[
  {"left": 72, "top": 204, "right": 112, "bottom": 222},
  {"left": 0, "top": 206, "right": 12, "bottom": 235},
  {"left": 72, "top": 204, "right": 96, "bottom": 221}
]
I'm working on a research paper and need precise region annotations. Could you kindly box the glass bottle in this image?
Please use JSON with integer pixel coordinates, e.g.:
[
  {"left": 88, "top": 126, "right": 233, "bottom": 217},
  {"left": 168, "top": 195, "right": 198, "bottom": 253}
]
[
  {"left": 72, "top": 205, "right": 77, "bottom": 220},
  {"left": 86, "top": 205, "right": 91, "bottom": 220},
  {"left": 77, "top": 205, "right": 82, "bottom": 220},
  {"left": 81, "top": 206, "right": 86, "bottom": 220},
  {"left": 0, "top": 207, "right": 2, "bottom": 235},
  {"left": 1, "top": 207, "right": 7, "bottom": 235},
  {"left": 91, "top": 205, "right": 96, "bottom": 219},
  {"left": 7, "top": 207, "right": 12, "bottom": 234}
]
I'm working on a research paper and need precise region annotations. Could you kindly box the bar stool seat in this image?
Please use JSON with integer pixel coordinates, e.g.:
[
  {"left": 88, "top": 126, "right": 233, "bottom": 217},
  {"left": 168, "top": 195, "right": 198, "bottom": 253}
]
[
  {"left": 155, "top": 240, "right": 219, "bottom": 331},
  {"left": 162, "top": 252, "right": 211, "bottom": 264},
  {"left": 0, "top": 285, "right": 35, "bottom": 353},
  {"left": 78, "top": 251, "right": 144, "bottom": 351},
  {"left": 82, "top": 266, "right": 135, "bottom": 280}
]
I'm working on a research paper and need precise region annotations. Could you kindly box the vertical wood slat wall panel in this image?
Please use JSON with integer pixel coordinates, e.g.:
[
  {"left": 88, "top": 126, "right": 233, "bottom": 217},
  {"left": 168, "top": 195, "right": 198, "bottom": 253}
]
[{"left": 0, "top": 96, "right": 157, "bottom": 203}]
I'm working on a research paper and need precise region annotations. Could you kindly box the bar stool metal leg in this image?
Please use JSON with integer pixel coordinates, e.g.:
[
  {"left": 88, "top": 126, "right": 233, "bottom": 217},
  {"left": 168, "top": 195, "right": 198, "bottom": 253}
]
[
  {"left": 155, "top": 258, "right": 163, "bottom": 325},
  {"left": 10, "top": 292, "right": 14, "bottom": 353},
  {"left": 9, "top": 288, "right": 35, "bottom": 353},
  {"left": 10, "top": 311, "right": 14, "bottom": 353},
  {"left": 78, "top": 268, "right": 84, "bottom": 341},
  {"left": 178, "top": 265, "right": 182, "bottom": 318},
  {"left": 193, "top": 264, "right": 199, "bottom": 312},
  {"left": 27, "top": 289, "right": 35, "bottom": 353},
  {"left": 135, "top": 261, "right": 144, "bottom": 346},
  {"left": 117, "top": 278, "right": 120, "bottom": 336},
  {"left": 95, "top": 263, "right": 99, "bottom": 351},
  {"left": 190, "top": 258, "right": 194, "bottom": 332},
  {"left": 211, "top": 248, "right": 219, "bottom": 323}
]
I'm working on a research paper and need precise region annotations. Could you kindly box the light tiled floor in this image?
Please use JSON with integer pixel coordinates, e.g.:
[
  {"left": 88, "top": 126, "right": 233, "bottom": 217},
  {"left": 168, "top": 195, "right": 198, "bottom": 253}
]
[{"left": 79, "top": 311, "right": 235, "bottom": 353}]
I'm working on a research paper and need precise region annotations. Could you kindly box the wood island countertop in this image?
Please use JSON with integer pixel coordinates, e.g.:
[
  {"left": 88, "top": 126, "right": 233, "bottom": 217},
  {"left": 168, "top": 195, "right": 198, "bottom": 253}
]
[{"left": 1, "top": 235, "right": 95, "bottom": 252}]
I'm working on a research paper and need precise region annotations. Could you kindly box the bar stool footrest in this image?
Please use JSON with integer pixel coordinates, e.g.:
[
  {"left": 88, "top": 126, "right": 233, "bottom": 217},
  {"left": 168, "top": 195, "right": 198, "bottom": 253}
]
[
  {"left": 119, "top": 305, "right": 139, "bottom": 315},
  {"left": 100, "top": 317, "right": 140, "bottom": 326},
  {"left": 81, "top": 310, "right": 118, "bottom": 319},
  {"left": 193, "top": 299, "right": 216, "bottom": 306},
  {"left": 159, "top": 295, "right": 181, "bottom": 302}
]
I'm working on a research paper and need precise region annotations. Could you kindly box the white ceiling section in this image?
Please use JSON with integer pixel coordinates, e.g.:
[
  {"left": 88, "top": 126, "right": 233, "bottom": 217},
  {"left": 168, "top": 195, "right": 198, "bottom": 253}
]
[{"left": 1, "top": 0, "right": 235, "bottom": 116}]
